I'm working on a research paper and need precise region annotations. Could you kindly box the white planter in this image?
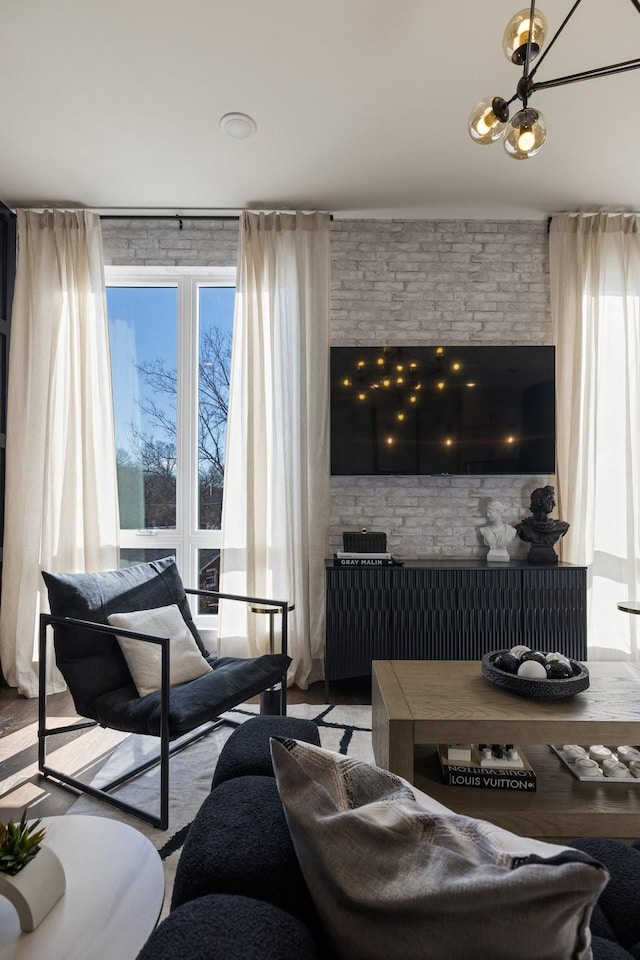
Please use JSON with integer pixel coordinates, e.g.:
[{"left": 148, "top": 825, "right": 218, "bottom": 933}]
[{"left": 0, "top": 845, "right": 66, "bottom": 931}]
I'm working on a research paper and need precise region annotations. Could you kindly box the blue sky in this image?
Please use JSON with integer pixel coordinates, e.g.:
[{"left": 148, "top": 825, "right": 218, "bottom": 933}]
[{"left": 106, "top": 285, "right": 235, "bottom": 456}]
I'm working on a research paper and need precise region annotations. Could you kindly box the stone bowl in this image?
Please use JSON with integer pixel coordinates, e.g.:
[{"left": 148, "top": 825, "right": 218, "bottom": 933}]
[{"left": 481, "top": 651, "right": 590, "bottom": 700}]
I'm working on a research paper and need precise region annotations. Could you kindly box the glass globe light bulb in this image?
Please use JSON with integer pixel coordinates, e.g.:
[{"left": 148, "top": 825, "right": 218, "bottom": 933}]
[
  {"left": 504, "top": 108, "right": 547, "bottom": 159},
  {"left": 503, "top": 8, "right": 548, "bottom": 64},
  {"left": 468, "top": 97, "right": 508, "bottom": 145}
]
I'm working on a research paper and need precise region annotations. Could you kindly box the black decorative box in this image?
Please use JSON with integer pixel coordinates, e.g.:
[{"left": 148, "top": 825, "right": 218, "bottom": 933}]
[{"left": 342, "top": 531, "right": 387, "bottom": 553}]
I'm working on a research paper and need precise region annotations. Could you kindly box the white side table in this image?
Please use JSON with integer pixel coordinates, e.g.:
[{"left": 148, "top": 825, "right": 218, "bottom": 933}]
[{"left": 0, "top": 816, "right": 164, "bottom": 960}]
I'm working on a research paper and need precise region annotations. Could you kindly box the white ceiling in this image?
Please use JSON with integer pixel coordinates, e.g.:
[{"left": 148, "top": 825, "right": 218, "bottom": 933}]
[{"left": 2, "top": 0, "right": 640, "bottom": 220}]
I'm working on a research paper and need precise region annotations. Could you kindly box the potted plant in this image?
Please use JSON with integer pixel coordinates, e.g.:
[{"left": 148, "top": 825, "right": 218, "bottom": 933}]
[
  {"left": 0, "top": 810, "right": 65, "bottom": 931},
  {"left": 0, "top": 810, "right": 46, "bottom": 875}
]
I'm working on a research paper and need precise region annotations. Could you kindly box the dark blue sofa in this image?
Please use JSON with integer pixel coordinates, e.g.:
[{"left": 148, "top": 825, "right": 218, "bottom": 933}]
[{"left": 136, "top": 716, "right": 640, "bottom": 960}]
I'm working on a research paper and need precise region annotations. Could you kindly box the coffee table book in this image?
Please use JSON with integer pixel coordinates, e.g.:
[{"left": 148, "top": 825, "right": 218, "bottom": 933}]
[
  {"left": 333, "top": 555, "right": 394, "bottom": 567},
  {"left": 437, "top": 744, "right": 536, "bottom": 791}
]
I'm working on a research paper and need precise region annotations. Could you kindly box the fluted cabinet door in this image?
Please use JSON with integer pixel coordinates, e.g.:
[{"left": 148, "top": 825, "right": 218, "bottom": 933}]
[{"left": 520, "top": 566, "right": 587, "bottom": 654}]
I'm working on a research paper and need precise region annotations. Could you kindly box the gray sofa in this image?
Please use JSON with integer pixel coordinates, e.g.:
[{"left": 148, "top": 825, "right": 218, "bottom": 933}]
[{"left": 136, "top": 715, "right": 640, "bottom": 960}]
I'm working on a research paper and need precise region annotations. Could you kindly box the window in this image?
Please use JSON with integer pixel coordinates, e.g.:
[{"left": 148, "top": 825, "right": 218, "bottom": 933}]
[{"left": 105, "top": 266, "right": 235, "bottom": 620}]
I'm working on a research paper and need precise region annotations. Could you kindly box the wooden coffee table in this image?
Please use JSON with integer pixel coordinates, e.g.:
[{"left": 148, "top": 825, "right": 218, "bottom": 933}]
[
  {"left": 372, "top": 660, "right": 640, "bottom": 841},
  {"left": 0, "top": 815, "right": 164, "bottom": 959}
]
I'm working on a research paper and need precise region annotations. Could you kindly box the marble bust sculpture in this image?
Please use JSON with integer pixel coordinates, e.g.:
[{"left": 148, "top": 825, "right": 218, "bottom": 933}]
[{"left": 480, "top": 500, "right": 516, "bottom": 562}]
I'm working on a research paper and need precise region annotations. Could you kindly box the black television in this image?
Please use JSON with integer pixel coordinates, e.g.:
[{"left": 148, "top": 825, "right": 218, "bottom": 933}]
[{"left": 330, "top": 345, "right": 555, "bottom": 476}]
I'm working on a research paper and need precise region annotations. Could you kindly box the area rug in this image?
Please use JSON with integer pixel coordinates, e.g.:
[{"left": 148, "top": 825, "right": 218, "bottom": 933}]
[{"left": 67, "top": 703, "right": 372, "bottom": 919}]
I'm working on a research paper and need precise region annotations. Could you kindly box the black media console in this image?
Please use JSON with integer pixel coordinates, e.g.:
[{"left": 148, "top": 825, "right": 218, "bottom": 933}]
[{"left": 324, "top": 559, "right": 587, "bottom": 691}]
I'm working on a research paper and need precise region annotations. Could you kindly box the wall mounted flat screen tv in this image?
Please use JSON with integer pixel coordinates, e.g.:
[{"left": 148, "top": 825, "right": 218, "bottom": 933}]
[{"left": 330, "top": 345, "right": 555, "bottom": 476}]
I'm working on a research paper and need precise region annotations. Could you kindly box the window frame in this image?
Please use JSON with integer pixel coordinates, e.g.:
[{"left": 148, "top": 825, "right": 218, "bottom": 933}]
[{"left": 105, "top": 265, "right": 236, "bottom": 623}]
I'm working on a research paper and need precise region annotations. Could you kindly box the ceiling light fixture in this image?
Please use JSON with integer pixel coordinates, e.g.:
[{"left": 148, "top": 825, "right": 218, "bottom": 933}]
[
  {"left": 468, "top": 0, "right": 640, "bottom": 159},
  {"left": 219, "top": 112, "right": 257, "bottom": 140}
]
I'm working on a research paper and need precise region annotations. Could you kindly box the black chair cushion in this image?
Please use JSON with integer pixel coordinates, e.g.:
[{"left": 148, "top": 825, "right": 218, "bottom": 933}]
[
  {"left": 136, "top": 894, "right": 321, "bottom": 960},
  {"left": 87, "top": 653, "right": 290, "bottom": 735},
  {"left": 212, "top": 714, "right": 321, "bottom": 788},
  {"left": 42, "top": 557, "right": 207, "bottom": 712}
]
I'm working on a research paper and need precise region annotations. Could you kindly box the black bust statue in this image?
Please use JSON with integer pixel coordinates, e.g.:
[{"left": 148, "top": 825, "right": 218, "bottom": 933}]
[{"left": 516, "top": 485, "right": 569, "bottom": 564}]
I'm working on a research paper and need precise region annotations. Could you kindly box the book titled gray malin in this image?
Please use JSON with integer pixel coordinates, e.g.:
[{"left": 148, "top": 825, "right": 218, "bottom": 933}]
[{"left": 334, "top": 557, "right": 395, "bottom": 567}]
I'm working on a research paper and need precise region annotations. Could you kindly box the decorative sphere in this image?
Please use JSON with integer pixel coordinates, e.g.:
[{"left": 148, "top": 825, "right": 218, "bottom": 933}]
[
  {"left": 509, "top": 644, "right": 531, "bottom": 659},
  {"left": 546, "top": 651, "right": 571, "bottom": 665},
  {"left": 545, "top": 660, "right": 573, "bottom": 679},
  {"left": 517, "top": 659, "right": 547, "bottom": 679},
  {"left": 494, "top": 652, "right": 520, "bottom": 674},
  {"left": 520, "top": 650, "right": 547, "bottom": 665}
]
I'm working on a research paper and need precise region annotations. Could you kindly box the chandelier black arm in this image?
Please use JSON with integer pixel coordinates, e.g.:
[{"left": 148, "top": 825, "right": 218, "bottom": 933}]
[
  {"left": 522, "top": 0, "right": 538, "bottom": 82},
  {"left": 530, "top": 57, "right": 640, "bottom": 92},
  {"left": 528, "top": 0, "right": 584, "bottom": 82}
]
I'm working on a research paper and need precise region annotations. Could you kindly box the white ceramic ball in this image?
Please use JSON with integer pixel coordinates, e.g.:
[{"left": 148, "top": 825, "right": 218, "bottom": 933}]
[
  {"left": 516, "top": 659, "right": 547, "bottom": 679},
  {"left": 510, "top": 645, "right": 531, "bottom": 659},
  {"left": 545, "top": 651, "right": 571, "bottom": 664}
]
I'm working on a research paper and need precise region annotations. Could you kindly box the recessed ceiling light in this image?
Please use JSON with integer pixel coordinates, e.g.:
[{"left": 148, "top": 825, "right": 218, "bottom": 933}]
[{"left": 220, "top": 112, "right": 257, "bottom": 140}]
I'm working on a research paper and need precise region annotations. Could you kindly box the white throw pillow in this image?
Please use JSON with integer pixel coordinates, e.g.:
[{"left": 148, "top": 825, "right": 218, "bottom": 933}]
[
  {"left": 270, "top": 738, "right": 609, "bottom": 960},
  {"left": 107, "top": 603, "right": 212, "bottom": 697}
]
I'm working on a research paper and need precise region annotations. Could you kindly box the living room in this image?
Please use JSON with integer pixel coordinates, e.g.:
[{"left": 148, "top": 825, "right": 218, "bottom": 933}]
[{"left": 1, "top": 2, "right": 640, "bottom": 958}]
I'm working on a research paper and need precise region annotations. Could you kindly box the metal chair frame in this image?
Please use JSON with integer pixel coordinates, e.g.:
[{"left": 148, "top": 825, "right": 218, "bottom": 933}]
[{"left": 38, "top": 588, "right": 289, "bottom": 830}]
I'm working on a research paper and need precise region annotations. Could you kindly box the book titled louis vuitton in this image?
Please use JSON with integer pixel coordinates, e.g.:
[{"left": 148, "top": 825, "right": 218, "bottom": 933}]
[{"left": 438, "top": 744, "right": 537, "bottom": 791}]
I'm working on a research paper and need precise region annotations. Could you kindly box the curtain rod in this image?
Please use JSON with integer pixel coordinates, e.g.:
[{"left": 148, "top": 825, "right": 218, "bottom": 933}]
[
  {"left": 99, "top": 212, "right": 333, "bottom": 226},
  {"left": 100, "top": 214, "right": 239, "bottom": 225}
]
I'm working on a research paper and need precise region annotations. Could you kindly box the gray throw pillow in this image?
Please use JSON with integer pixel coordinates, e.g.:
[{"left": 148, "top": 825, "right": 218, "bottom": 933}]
[{"left": 270, "top": 738, "right": 608, "bottom": 960}]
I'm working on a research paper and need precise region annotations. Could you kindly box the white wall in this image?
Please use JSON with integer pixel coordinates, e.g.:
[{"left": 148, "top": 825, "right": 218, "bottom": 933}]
[{"left": 102, "top": 217, "right": 553, "bottom": 560}]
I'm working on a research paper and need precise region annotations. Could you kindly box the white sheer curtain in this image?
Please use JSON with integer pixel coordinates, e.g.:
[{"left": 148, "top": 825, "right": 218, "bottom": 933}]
[
  {"left": 550, "top": 212, "right": 640, "bottom": 661},
  {"left": 219, "top": 211, "right": 330, "bottom": 688},
  {"left": 0, "top": 210, "right": 120, "bottom": 697}
]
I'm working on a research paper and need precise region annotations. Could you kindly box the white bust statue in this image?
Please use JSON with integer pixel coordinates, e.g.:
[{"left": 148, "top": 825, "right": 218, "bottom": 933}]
[{"left": 480, "top": 499, "right": 516, "bottom": 562}]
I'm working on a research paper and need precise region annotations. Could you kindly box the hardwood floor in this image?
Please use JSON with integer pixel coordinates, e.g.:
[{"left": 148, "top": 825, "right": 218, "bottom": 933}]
[{"left": 0, "top": 676, "right": 371, "bottom": 822}]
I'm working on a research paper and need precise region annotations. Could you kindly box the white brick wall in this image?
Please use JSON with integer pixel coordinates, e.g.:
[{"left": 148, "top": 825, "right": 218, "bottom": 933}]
[
  {"left": 101, "top": 218, "right": 239, "bottom": 266},
  {"left": 330, "top": 219, "right": 552, "bottom": 560},
  {"left": 102, "top": 216, "right": 552, "bottom": 560}
]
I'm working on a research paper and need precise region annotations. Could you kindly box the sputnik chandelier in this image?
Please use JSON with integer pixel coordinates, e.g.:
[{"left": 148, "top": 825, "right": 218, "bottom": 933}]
[{"left": 468, "top": 0, "right": 640, "bottom": 159}]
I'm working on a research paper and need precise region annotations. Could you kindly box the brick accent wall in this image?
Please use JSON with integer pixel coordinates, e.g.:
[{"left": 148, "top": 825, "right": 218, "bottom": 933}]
[
  {"left": 101, "top": 217, "right": 239, "bottom": 266},
  {"left": 102, "top": 217, "right": 552, "bottom": 560},
  {"left": 329, "top": 219, "right": 552, "bottom": 560}
]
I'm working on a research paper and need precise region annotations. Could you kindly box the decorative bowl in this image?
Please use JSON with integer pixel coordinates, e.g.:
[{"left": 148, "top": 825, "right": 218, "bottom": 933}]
[{"left": 481, "top": 650, "right": 590, "bottom": 700}]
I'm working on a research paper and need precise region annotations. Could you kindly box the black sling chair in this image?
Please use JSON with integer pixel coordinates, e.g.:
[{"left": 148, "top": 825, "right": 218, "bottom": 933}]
[{"left": 38, "top": 557, "right": 290, "bottom": 830}]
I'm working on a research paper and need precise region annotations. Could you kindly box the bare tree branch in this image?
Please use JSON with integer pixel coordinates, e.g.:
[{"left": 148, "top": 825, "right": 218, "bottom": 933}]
[{"left": 120, "top": 325, "right": 232, "bottom": 529}]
